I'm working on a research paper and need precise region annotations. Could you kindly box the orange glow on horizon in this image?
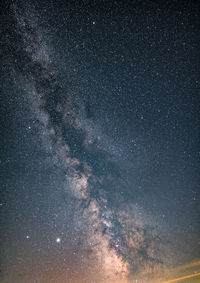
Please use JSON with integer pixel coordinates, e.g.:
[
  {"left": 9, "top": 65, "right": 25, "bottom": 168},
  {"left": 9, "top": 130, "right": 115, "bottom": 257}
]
[
  {"left": 150, "top": 259, "right": 200, "bottom": 283},
  {"left": 160, "top": 272, "right": 200, "bottom": 283}
]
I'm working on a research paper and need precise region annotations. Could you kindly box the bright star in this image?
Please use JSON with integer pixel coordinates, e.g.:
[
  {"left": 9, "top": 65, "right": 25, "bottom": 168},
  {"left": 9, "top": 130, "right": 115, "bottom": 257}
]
[{"left": 56, "top": 237, "right": 61, "bottom": 243}]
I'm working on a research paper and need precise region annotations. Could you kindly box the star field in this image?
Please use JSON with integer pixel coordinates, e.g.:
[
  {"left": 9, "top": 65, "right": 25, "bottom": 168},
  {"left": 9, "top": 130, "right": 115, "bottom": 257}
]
[{"left": 0, "top": 0, "right": 200, "bottom": 282}]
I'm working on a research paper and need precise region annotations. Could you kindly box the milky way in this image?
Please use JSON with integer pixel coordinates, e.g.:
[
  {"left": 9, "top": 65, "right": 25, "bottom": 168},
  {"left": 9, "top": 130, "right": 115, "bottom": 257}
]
[
  {"left": 11, "top": 3, "right": 165, "bottom": 281},
  {"left": 1, "top": 1, "right": 199, "bottom": 282}
]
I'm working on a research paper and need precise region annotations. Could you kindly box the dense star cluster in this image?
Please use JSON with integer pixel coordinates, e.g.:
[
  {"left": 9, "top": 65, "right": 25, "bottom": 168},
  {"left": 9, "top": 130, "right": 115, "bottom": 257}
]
[{"left": 0, "top": 0, "right": 199, "bottom": 282}]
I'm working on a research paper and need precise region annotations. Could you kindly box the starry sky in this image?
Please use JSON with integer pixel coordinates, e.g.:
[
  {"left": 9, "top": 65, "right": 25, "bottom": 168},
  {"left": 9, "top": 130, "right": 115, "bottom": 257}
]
[{"left": 0, "top": 0, "right": 200, "bottom": 282}]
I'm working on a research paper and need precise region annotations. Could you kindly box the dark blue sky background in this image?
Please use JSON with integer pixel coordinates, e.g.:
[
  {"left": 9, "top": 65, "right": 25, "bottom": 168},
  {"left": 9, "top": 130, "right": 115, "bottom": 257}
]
[{"left": 0, "top": 1, "right": 199, "bottom": 282}]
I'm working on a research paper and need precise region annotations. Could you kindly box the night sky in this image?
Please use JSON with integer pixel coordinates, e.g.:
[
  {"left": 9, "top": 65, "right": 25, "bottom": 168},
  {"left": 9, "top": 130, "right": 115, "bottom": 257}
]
[{"left": 0, "top": 0, "right": 200, "bottom": 282}]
